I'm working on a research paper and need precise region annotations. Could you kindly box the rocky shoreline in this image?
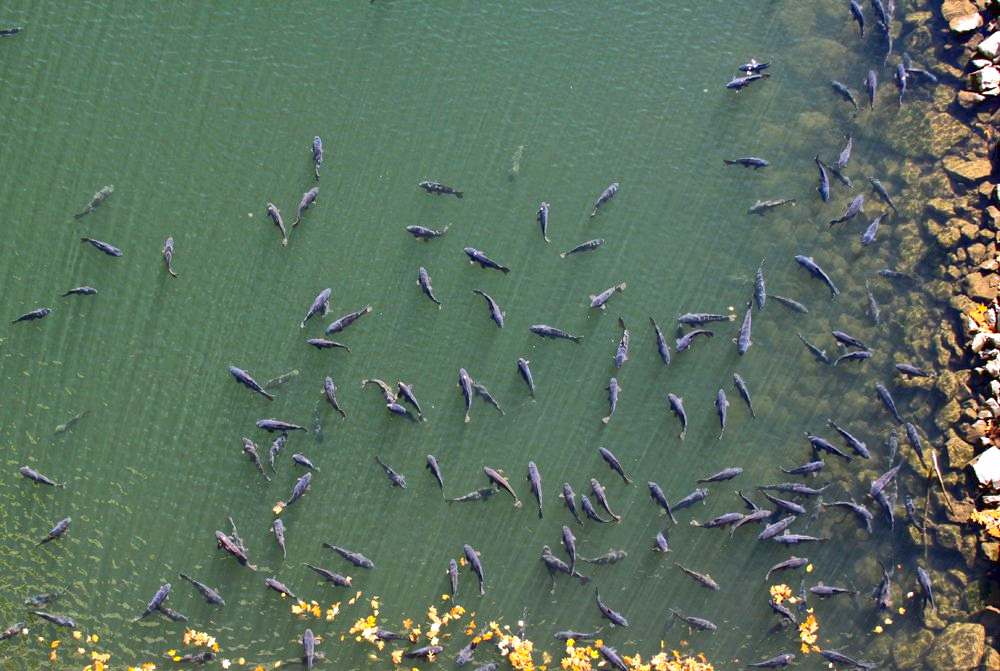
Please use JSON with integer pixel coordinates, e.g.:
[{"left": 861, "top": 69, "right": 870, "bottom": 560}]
[{"left": 879, "top": 1, "right": 1000, "bottom": 670}]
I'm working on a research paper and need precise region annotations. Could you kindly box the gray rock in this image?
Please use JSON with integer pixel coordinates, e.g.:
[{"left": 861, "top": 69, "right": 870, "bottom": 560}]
[{"left": 926, "top": 622, "right": 985, "bottom": 671}]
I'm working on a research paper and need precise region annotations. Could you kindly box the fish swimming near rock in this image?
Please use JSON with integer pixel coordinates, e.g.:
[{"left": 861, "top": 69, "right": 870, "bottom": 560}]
[
  {"left": 861, "top": 213, "right": 885, "bottom": 246},
  {"left": 875, "top": 382, "right": 904, "bottom": 424},
  {"left": 829, "top": 194, "right": 864, "bottom": 226},
  {"left": 826, "top": 419, "right": 870, "bottom": 458},
  {"left": 794, "top": 255, "right": 839, "bottom": 297},
  {"left": 590, "top": 183, "right": 619, "bottom": 217},
  {"left": 830, "top": 80, "right": 859, "bottom": 112},
  {"left": 266, "top": 203, "right": 288, "bottom": 246},
  {"left": 406, "top": 224, "right": 449, "bottom": 240},
  {"left": 229, "top": 365, "right": 275, "bottom": 401},
  {"left": 561, "top": 238, "right": 604, "bottom": 258},
  {"left": 895, "top": 62, "right": 907, "bottom": 106},
  {"left": 896, "top": 363, "right": 931, "bottom": 378},
  {"left": 748, "top": 198, "right": 795, "bottom": 215},
  {"left": 418, "top": 267, "right": 442, "bottom": 308},
  {"left": 73, "top": 184, "right": 113, "bottom": 219},
  {"left": 419, "top": 181, "right": 463, "bottom": 198},
  {"left": 293, "top": 187, "right": 319, "bottom": 226},
  {"left": 464, "top": 247, "right": 510, "bottom": 274},
  {"left": 869, "top": 177, "right": 897, "bottom": 211}
]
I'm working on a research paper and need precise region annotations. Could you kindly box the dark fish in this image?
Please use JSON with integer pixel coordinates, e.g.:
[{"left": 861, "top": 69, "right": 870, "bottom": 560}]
[
  {"left": 904, "top": 422, "right": 927, "bottom": 467},
  {"left": 818, "top": 649, "right": 876, "bottom": 670},
  {"left": 807, "top": 432, "right": 852, "bottom": 462},
  {"left": 830, "top": 80, "right": 860, "bottom": 112},
  {"left": 614, "top": 319, "right": 629, "bottom": 368},
  {"left": 322, "top": 377, "right": 346, "bottom": 419},
  {"left": 229, "top": 366, "right": 275, "bottom": 401},
  {"left": 895, "top": 62, "right": 907, "bottom": 105},
  {"left": 677, "top": 313, "right": 734, "bottom": 325},
  {"left": 905, "top": 495, "right": 922, "bottom": 529},
  {"left": 292, "top": 453, "right": 317, "bottom": 470},
  {"left": 814, "top": 155, "right": 831, "bottom": 202},
  {"left": 311, "top": 136, "right": 323, "bottom": 180},
  {"left": 727, "top": 73, "right": 770, "bottom": 90},
  {"left": 463, "top": 544, "right": 486, "bottom": 595},
  {"left": 0, "top": 622, "right": 25, "bottom": 641},
  {"left": 760, "top": 491, "right": 806, "bottom": 515},
  {"left": 905, "top": 66, "right": 938, "bottom": 85},
  {"left": 849, "top": 0, "right": 864, "bottom": 36},
  {"left": 861, "top": 213, "right": 885, "bottom": 246},
  {"left": 667, "top": 393, "right": 688, "bottom": 439},
  {"left": 754, "top": 260, "right": 766, "bottom": 310},
  {"left": 35, "top": 517, "right": 71, "bottom": 547},
  {"left": 266, "top": 202, "right": 288, "bottom": 246},
  {"left": 363, "top": 378, "right": 396, "bottom": 403},
  {"left": 24, "top": 591, "right": 62, "bottom": 608},
  {"left": 869, "top": 463, "right": 901, "bottom": 498},
  {"left": 386, "top": 401, "right": 417, "bottom": 420},
  {"left": 307, "top": 338, "right": 350, "bottom": 351},
  {"left": 426, "top": 454, "right": 444, "bottom": 492},
  {"left": 374, "top": 456, "right": 405, "bottom": 488},
  {"left": 418, "top": 267, "right": 442, "bottom": 308},
  {"left": 580, "top": 494, "right": 612, "bottom": 523},
  {"left": 560, "top": 238, "right": 604, "bottom": 258},
  {"left": 527, "top": 462, "right": 544, "bottom": 518},
  {"left": 561, "top": 525, "right": 577, "bottom": 573},
  {"left": 716, "top": 389, "right": 729, "bottom": 439},
  {"left": 865, "top": 281, "right": 880, "bottom": 325},
  {"left": 396, "top": 381, "right": 423, "bottom": 415},
  {"left": 464, "top": 247, "right": 510, "bottom": 274},
  {"left": 729, "top": 508, "right": 771, "bottom": 535},
  {"left": 591, "top": 478, "right": 620, "bottom": 522},
  {"left": 583, "top": 550, "right": 627, "bottom": 565},
  {"left": 737, "top": 490, "right": 762, "bottom": 512},
  {"left": 675, "top": 563, "right": 719, "bottom": 590},
  {"left": 648, "top": 482, "right": 678, "bottom": 524},
  {"left": 406, "top": 225, "right": 449, "bottom": 240},
  {"left": 271, "top": 518, "right": 286, "bottom": 558},
  {"left": 446, "top": 487, "right": 495, "bottom": 503},
  {"left": 669, "top": 609, "right": 716, "bottom": 631},
  {"left": 60, "top": 286, "right": 98, "bottom": 297},
  {"left": 875, "top": 382, "right": 904, "bottom": 424},
  {"left": 781, "top": 460, "right": 825, "bottom": 475},
  {"left": 264, "top": 369, "right": 299, "bottom": 390},
  {"left": 826, "top": 419, "right": 870, "bottom": 459},
  {"left": 268, "top": 433, "right": 287, "bottom": 472},
  {"left": 419, "top": 181, "right": 463, "bottom": 198},
  {"left": 73, "top": 184, "right": 113, "bottom": 219},
  {"left": 303, "top": 629, "right": 316, "bottom": 671},
  {"left": 794, "top": 255, "right": 839, "bottom": 297},
  {"left": 896, "top": 363, "right": 931, "bottom": 378},
  {"left": 473, "top": 289, "right": 504, "bottom": 327},
  {"left": 322, "top": 544, "right": 374, "bottom": 569},
  {"left": 517, "top": 358, "right": 536, "bottom": 397},
  {"left": 874, "top": 489, "right": 895, "bottom": 529},
  {"left": 864, "top": 69, "right": 877, "bottom": 110},
  {"left": 796, "top": 333, "right": 829, "bottom": 364},
  {"left": 748, "top": 198, "right": 795, "bottom": 214},
  {"left": 761, "top": 482, "right": 830, "bottom": 496},
  {"left": 871, "top": 0, "right": 889, "bottom": 26},
  {"left": 241, "top": 438, "right": 270, "bottom": 480},
  {"left": 324, "top": 304, "right": 373, "bottom": 334},
  {"left": 653, "top": 530, "right": 671, "bottom": 552},
  {"left": 724, "top": 157, "right": 769, "bottom": 168},
  {"left": 916, "top": 565, "right": 935, "bottom": 611},
  {"left": 809, "top": 583, "right": 855, "bottom": 598},
  {"left": 696, "top": 467, "right": 743, "bottom": 484},
  {"left": 32, "top": 611, "right": 76, "bottom": 628},
  {"left": 537, "top": 202, "right": 550, "bottom": 242},
  {"left": 563, "top": 483, "right": 583, "bottom": 525},
  {"left": 303, "top": 563, "right": 352, "bottom": 588},
  {"left": 673, "top": 488, "right": 709, "bottom": 512},
  {"left": 771, "top": 295, "right": 808, "bottom": 313},
  {"left": 737, "top": 301, "right": 752, "bottom": 355},
  {"left": 283, "top": 472, "right": 313, "bottom": 509},
  {"left": 765, "top": 556, "right": 809, "bottom": 580},
  {"left": 598, "top": 447, "right": 632, "bottom": 485},
  {"left": 590, "top": 283, "right": 627, "bottom": 309},
  {"left": 553, "top": 629, "right": 602, "bottom": 641},
  {"left": 258, "top": 419, "right": 305, "bottom": 432},
  {"left": 676, "top": 329, "right": 713, "bottom": 352},
  {"left": 484, "top": 466, "right": 521, "bottom": 507},
  {"left": 293, "top": 187, "right": 319, "bottom": 226},
  {"left": 878, "top": 268, "right": 917, "bottom": 282},
  {"left": 869, "top": 177, "right": 896, "bottom": 211},
  {"left": 822, "top": 158, "right": 853, "bottom": 187},
  {"left": 590, "top": 182, "right": 619, "bottom": 217},
  {"left": 405, "top": 645, "right": 444, "bottom": 660},
  {"left": 595, "top": 591, "right": 628, "bottom": 626},
  {"left": 820, "top": 499, "right": 873, "bottom": 533},
  {"left": 649, "top": 317, "right": 672, "bottom": 364},
  {"left": 265, "top": 577, "right": 297, "bottom": 601},
  {"left": 597, "top": 646, "right": 629, "bottom": 671},
  {"left": 448, "top": 559, "right": 459, "bottom": 597},
  {"left": 12, "top": 307, "right": 51, "bottom": 324},
  {"left": 731, "top": 374, "right": 756, "bottom": 418},
  {"left": 829, "top": 194, "right": 864, "bottom": 226},
  {"left": 530, "top": 324, "right": 582, "bottom": 343},
  {"left": 759, "top": 516, "right": 797, "bottom": 541},
  {"left": 748, "top": 653, "right": 796, "bottom": 668},
  {"left": 773, "top": 533, "right": 829, "bottom": 545},
  {"left": 459, "top": 368, "right": 474, "bottom": 423},
  {"left": 135, "top": 583, "right": 171, "bottom": 621},
  {"left": 738, "top": 58, "right": 769, "bottom": 73},
  {"left": 836, "top": 135, "right": 853, "bottom": 170},
  {"left": 19, "top": 467, "right": 65, "bottom": 488}
]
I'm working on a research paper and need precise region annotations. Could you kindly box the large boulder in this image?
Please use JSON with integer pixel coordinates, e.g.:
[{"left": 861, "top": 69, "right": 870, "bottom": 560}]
[
  {"left": 943, "top": 156, "right": 994, "bottom": 183},
  {"left": 926, "top": 622, "right": 986, "bottom": 670},
  {"left": 942, "top": 1, "right": 984, "bottom": 33}
]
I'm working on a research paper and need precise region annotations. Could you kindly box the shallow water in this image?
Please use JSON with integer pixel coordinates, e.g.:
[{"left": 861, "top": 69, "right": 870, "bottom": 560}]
[{"left": 0, "top": 1, "right": 950, "bottom": 669}]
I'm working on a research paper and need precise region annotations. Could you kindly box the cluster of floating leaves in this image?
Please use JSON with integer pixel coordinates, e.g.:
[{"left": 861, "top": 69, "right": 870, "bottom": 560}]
[
  {"left": 31, "top": 629, "right": 110, "bottom": 670},
  {"left": 798, "top": 614, "right": 820, "bottom": 654},
  {"left": 970, "top": 507, "right": 1000, "bottom": 540}
]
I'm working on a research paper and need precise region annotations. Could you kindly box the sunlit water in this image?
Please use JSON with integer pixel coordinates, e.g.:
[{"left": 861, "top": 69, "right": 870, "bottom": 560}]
[{"left": 0, "top": 1, "right": 947, "bottom": 669}]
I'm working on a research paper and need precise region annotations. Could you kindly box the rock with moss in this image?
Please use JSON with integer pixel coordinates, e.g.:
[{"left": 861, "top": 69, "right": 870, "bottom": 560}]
[{"left": 927, "top": 622, "right": 985, "bottom": 670}]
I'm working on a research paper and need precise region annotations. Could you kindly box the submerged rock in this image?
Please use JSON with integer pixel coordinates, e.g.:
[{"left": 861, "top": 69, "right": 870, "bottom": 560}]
[
  {"left": 926, "top": 622, "right": 985, "bottom": 670},
  {"left": 943, "top": 156, "right": 993, "bottom": 183}
]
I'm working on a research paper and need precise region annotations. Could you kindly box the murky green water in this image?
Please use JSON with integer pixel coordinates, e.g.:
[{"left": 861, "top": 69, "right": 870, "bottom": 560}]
[{"left": 1, "top": 1, "right": 950, "bottom": 669}]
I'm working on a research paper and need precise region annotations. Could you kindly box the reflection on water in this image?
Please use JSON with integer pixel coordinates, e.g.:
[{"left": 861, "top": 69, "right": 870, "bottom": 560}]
[{"left": 0, "top": 1, "right": 965, "bottom": 669}]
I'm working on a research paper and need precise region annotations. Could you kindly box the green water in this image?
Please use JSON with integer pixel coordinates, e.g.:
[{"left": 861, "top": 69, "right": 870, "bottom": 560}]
[{"left": 1, "top": 1, "right": 948, "bottom": 669}]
